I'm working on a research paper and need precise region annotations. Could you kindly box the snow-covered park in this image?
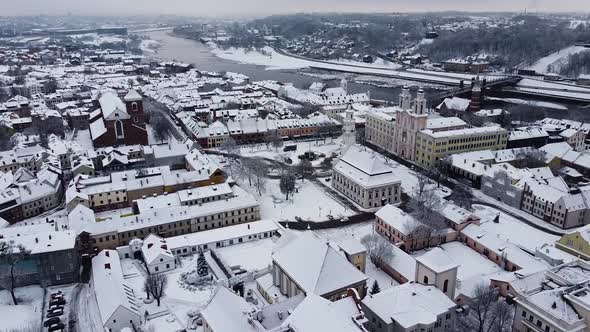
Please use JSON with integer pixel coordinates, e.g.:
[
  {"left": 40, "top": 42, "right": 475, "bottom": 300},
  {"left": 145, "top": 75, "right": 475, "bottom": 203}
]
[
  {"left": 526, "top": 45, "right": 590, "bottom": 74},
  {"left": 0, "top": 285, "right": 43, "bottom": 332}
]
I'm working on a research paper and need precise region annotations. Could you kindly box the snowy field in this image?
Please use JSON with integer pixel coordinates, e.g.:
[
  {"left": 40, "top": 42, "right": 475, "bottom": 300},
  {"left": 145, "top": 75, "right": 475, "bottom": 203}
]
[
  {"left": 472, "top": 204, "right": 559, "bottom": 253},
  {"left": 257, "top": 178, "right": 356, "bottom": 221},
  {"left": 0, "top": 285, "right": 43, "bottom": 332},
  {"left": 237, "top": 138, "right": 343, "bottom": 167},
  {"left": 526, "top": 45, "right": 589, "bottom": 74},
  {"left": 211, "top": 45, "right": 402, "bottom": 71}
]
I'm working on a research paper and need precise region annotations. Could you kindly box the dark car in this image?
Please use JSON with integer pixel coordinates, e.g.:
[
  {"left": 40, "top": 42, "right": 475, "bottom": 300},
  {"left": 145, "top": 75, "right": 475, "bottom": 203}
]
[
  {"left": 48, "top": 304, "right": 64, "bottom": 311},
  {"left": 49, "top": 298, "right": 66, "bottom": 306},
  {"left": 48, "top": 322, "right": 65, "bottom": 332},
  {"left": 47, "top": 308, "right": 64, "bottom": 318},
  {"left": 43, "top": 317, "right": 61, "bottom": 327}
]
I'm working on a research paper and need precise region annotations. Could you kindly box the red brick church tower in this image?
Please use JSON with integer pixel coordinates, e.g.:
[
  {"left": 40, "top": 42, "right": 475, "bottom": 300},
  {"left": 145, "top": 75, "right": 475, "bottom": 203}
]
[{"left": 89, "top": 90, "right": 149, "bottom": 148}]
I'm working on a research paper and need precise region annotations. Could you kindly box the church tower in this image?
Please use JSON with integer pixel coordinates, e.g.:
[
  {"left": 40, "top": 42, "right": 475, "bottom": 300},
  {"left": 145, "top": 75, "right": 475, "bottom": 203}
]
[
  {"left": 469, "top": 80, "right": 482, "bottom": 112},
  {"left": 413, "top": 87, "right": 427, "bottom": 115},
  {"left": 341, "top": 78, "right": 348, "bottom": 94},
  {"left": 343, "top": 103, "right": 356, "bottom": 148},
  {"left": 399, "top": 85, "right": 412, "bottom": 111}
]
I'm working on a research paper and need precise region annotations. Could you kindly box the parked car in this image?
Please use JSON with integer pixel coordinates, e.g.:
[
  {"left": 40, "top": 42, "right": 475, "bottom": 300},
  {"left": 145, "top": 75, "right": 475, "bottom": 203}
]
[
  {"left": 43, "top": 317, "right": 61, "bottom": 327},
  {"left": 48, "top": 304, "right": 64, "bottom": 311},
  {"left": 49, "top": 298, "right": 66, "bottom": 306},
  {"left": 48, "top": 322, "right": 65, "bottom": 332},
  {"left": 47, "top": 309, "right": 64, "bottom": 318}
]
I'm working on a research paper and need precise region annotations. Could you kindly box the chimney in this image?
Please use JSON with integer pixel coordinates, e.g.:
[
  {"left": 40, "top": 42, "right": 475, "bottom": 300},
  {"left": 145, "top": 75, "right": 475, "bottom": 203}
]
[
  {"left": 105, "top": 251, "right": 110, "bottom": 257},
  {"left": 35, "top": 237, "right": 38, "bottom": 243},
  {"left": 104, "top": 263, "right": 111, "bottom": 269}
]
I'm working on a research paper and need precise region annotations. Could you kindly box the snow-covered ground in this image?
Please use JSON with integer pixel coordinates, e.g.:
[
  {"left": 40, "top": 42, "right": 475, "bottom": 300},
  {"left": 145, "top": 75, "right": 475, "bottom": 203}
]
[
  {"left": 237, "top": 138, "right": 342, "bottom": 167},
  {"left": 257, "top": 178, "right": 356, "bottom": 221},
  {"left": 121, "top": 257, "right": 215, "bottom": 332},
  {"left": 209, "top": 44, "right": 495, "bottom": 86},
  {"left": 472, "top": 204, "right": 559, "bottom": 253},
  {"left": 216, "top": 237, "right": 276, "bottom": 272},
  {"left": 211, "top": 45, "right": 403, "bottom": 71},
  {"left": 74, "top": 129, "right": 94, "bottom": 150},
  {"left": 526, "top": 45, "right": 590, "bottom": 74},
  {"left": 140, "top": 39, "right": 161, "bottom": 53},
  {"left": 211, "top": 45, "right": 311, "bottom": 70},
  {"left": 0, "top": 285, "right": 43, "bottom": 332},
  {"left": 485, "top": 96, "right": 568, "bottom": 110}
]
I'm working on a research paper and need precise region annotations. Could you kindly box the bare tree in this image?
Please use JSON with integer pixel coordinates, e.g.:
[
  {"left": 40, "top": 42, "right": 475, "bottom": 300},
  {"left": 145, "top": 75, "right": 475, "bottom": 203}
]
[
  {"left": 0, "top": 241, "right": 30, "bottom": 305},
  {"left": 150, "top": 112, "right": 173, "bottom": 143},
  {"left": 355, "top": 127, "right": 366, "bottom": 145},
  {"left": 298, "top": 159, "right": 313, "bottom": 182},
  {"left": 269, "top": 131, "right": 284, "bottom": 152},
  {"left": 361, "top": 233, "right": 394, "bottom": 267},
  {"left": 450, "top": 183, "right": 474, "bottom": 211},
  {"left": 280, "top": 169, "right": 297, "bottom": 200},
  {"left": 414, "top": 172, "right": 430, "bottom": 198},
  {"left": 455, "top": 283, "right": 513, "bottom": 332},
  {"left": 252, "top": 165, "right": 268, "bottom": 196},
  {"left": 406, "top": 187, "right": 448, "bottom": 249},
  {"left": 144, "top": 273, "right": 168, "bottom": 307},
  {"left": 439, "top": 155, "right": 454, "bottom": 177},
  {"left": 220, "top": 137, "right": 239, "bottom": 155},
  {"left": 515, "top": 148, "right": 547, "bottom": 168}
]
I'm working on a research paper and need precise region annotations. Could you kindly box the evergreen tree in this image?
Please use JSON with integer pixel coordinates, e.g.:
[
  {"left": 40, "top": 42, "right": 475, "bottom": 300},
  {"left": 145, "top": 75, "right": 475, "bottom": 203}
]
[
  {"left": 197, "top": 250, "right": 208, "bottom": 277},
  {"left": 370, "top": 280, "right": 381, "bottom": 295}
]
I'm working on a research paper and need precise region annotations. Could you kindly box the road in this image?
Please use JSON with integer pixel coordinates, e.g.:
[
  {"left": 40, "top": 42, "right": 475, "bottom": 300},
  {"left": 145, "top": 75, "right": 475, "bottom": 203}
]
[{"left": 69, "top": 283, "right": 103, "bottom": 332}]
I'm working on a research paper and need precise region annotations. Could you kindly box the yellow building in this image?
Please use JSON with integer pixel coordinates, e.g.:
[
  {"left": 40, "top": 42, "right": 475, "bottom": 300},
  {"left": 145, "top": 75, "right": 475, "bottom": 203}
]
[
  {"left": 415, "top": 126, "right": 508, "bottom": 168},
  {"left": 556, "top": 225, "right": 590, "bottom": 260}
]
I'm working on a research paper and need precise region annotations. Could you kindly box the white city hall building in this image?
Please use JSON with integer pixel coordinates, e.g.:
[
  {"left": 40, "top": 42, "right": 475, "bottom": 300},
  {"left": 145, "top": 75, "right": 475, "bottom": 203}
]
[{"left": 332, "top": 145, "right": 401, "bottom": 209}]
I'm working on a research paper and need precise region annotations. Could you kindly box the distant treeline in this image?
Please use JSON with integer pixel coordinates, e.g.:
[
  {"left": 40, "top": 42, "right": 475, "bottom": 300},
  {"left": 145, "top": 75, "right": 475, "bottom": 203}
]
[{"left": 421, "top": 16, "right": 590, "bottom": 68}]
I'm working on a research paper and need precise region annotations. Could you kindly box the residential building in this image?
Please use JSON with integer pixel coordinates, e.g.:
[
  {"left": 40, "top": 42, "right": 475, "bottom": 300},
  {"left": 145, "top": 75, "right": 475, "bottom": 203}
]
[
  {"left": 332, "top": 145, "right": 401, "bottom": 209},
  {"left": 141, "top": 234, "right": 175, "bottom": 274},
  {"left": 361, "top": 283, "right": 456, "bottom": 332},
  {"left": 0, "top": 224, "right": 79, "bottom": 288},
  {"left": 521, "top": 177, "right": 590, "bottom": 228},
  {"left": 556, "top": 224, "right": 590, "bottom": 260},
  {"left": 511, "top": 260, "right": 590, "bottom": 332},
  {"left": 69, "top": 184, "right": 261, "bottom": 251},
  {"left": 415, "top": 126, "right": 508, "bottom": 168},
  {"left": 91, "top": 250, "right": 141, "bottom": 332}
]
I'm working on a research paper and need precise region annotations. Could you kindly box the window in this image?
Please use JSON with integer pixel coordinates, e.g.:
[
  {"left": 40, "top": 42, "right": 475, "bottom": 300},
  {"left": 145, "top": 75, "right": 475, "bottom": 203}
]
[
  {"left": 131, "top": 102, "right": 138, "bottom": 111},
  {"left": 115, "top": 120, "right": 124, "bottom": 139},
  {"left": 423, "top": 276, "right": 429, "bottom": 284},
  {"left": 443, "top": 279, "right": 449, "bottom": 293}
]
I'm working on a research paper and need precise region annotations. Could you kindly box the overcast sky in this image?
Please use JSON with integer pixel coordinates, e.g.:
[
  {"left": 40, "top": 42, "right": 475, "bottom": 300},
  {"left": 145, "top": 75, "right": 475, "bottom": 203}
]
[{"left": 2, "top": 0, "right": 589, "bottom": 16}]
